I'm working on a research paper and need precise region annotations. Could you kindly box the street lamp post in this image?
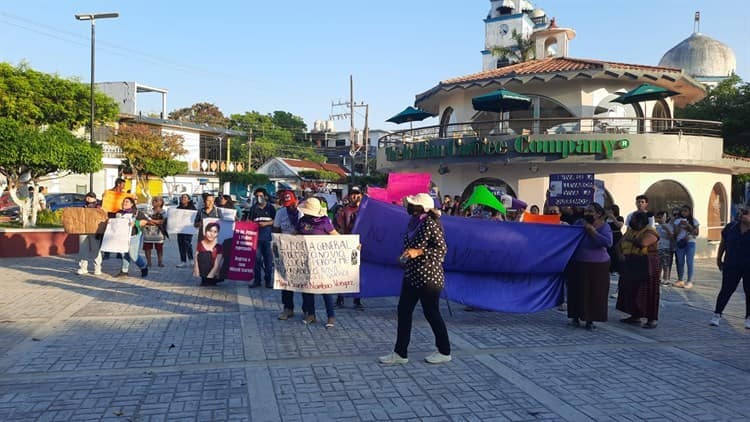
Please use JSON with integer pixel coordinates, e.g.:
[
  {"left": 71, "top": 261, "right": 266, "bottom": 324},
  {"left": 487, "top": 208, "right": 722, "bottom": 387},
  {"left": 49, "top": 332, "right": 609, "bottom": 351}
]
[{"left": 75, "top": 12, "right": 119, "bottom": 191}]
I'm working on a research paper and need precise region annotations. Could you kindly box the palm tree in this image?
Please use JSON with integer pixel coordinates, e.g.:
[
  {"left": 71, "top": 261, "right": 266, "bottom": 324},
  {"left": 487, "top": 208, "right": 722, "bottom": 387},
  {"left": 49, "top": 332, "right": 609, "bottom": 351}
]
[{"left": 490, "top": 29, "right": 535, "bottom": 64}]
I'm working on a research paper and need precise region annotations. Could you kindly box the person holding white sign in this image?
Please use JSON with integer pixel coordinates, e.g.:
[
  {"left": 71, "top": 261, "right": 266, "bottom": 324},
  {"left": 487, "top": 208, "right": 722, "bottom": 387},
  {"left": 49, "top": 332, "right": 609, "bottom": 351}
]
[
  {"left": 297, "top": 197, "right": 339, "bottom": 328},
  {"left": 379, "top": 193, "right": 451, "bottom": 365},
  {"left": 273, "top": 190, "right": 301, "bottom": 321},
  {"left": 175, "top": 194, "right": 197, "bottom": 268},
  {"left": 115, "top": 197, "right": 149, "bottom": 278}
]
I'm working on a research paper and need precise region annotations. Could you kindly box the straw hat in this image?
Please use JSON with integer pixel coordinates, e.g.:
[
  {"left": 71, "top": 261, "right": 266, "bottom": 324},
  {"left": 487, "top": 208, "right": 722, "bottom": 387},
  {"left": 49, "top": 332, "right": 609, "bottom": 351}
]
[
  {"left": 298, "top": 198, "right": 327, "bottom": 217},
  {"left": 404, "top": 193, "right": 435, "bottom": 211}
]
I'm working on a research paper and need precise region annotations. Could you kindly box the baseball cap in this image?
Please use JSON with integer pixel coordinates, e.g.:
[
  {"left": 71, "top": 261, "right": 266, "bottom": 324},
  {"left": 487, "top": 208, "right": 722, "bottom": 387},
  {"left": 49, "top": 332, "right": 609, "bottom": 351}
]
[
  {"left": 280, "top": 190, "right": 297, "bottom": 207},
  {"left": 350, "top": 186, "right": 362, "bottom": 194}
]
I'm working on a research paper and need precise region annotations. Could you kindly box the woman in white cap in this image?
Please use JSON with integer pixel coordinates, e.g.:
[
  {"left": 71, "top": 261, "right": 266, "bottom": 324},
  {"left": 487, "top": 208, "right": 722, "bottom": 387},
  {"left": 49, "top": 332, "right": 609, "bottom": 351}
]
[
  {"left": 296, "top": 197, "right": 340, "bottom": 328},
  {"left": 379, "top": 193, "right": 451, "bottom": 365}
]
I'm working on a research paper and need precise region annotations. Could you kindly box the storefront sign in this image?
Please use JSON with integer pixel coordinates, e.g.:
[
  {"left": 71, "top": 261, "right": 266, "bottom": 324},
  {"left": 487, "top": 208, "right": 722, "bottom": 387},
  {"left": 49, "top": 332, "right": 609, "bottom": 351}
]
[
  {"left": 515, "top": 137, "right": 629, "bottom": 159},
  {"left": 385, "top": 137, "right": 509, "bottom": 161},
  {"left": 548, "top": 173, "right": 595, "bottom": 207},
  {"left": 385, "top": 136, "right": 629, "bottom": 161}
]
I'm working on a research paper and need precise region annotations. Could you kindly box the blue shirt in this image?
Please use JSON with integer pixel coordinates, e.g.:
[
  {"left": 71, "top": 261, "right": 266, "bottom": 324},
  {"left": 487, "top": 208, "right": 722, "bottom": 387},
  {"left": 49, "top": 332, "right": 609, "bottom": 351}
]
[{"left": 721, "top": 222, "right": 750, "bottom": 270}]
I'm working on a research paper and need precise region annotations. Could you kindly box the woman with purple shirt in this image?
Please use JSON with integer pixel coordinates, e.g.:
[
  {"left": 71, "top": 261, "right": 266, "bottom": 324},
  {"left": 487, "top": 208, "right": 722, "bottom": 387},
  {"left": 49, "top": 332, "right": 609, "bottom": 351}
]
[
  {"left": 566, "top": 203, "right": 613, "bottom": 330},
  {"left": 296, "top": 198, "right": 340, "bottom": 328}
]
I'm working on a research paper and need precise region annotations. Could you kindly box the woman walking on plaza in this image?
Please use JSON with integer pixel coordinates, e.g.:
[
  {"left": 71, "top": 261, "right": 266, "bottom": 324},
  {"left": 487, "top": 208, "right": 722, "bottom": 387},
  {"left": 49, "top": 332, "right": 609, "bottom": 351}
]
[
  {"left": 194, "top": 222, "right": 223, "bottom": 286},
  {"left": 566, "top": 203, "right": 613, "bottom": 330},
  {"left": 710, "top": 205, "right": 750, "bottom": 328},
  {"left": 176, "top": 194, "right": 196, "bottom": 268},
  {"left": 142, "top": 197, "right": 167, "bottom": 267},
  {"left": 616, "top": 212, "right": 660, "bottom": 328},
  {"left": 673, "top": 204, "right": 700, "bottom": 289},
  {"left": 380, "top": 193, "right": 451, "bottom": 365}
]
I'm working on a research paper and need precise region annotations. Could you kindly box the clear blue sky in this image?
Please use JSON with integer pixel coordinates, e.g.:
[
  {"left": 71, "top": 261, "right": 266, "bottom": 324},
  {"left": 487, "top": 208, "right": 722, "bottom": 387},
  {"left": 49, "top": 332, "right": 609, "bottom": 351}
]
[{"left": 1, "top": 1, "right": 748, "bottom": 132}]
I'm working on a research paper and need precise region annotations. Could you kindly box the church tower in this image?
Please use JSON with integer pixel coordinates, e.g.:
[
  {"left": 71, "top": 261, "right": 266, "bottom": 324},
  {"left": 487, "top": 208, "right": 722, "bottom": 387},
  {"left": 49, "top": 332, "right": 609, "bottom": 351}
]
[{"left": 482, "top": 0, "right": 549, "bottom": 71}]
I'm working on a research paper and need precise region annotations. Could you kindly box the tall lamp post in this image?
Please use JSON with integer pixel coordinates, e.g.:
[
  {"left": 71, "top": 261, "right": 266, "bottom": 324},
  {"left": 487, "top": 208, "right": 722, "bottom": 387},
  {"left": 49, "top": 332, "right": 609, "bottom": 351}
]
[{"left": 75, "top": 12, "right": 119, "bottom": 191}]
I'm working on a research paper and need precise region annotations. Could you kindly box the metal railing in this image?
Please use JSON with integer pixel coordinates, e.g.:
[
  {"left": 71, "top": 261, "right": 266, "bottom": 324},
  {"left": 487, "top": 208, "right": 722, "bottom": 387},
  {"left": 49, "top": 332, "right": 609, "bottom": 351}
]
[{"left": 379, "top": 117, "right": 722, "bottom": 146}]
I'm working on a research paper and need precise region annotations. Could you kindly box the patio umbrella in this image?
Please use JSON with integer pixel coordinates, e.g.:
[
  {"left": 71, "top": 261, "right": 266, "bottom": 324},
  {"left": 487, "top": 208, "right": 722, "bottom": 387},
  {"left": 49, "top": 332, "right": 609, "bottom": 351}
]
[
  {"left": 612, "top": 83, "right": 679, "bottom": 132},
  {"left": 472, "top": 89, "right": 531, "bottom": 133},
  {"left": 386, "top": 106, "right": 436, "bottom": 136}
]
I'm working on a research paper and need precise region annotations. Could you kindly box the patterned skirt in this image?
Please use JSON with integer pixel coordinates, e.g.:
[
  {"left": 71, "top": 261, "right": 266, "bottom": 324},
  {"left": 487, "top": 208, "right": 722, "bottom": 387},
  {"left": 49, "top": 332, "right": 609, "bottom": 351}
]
[{"left": 616, "top": 253, "right": 660, "bottom": 320}]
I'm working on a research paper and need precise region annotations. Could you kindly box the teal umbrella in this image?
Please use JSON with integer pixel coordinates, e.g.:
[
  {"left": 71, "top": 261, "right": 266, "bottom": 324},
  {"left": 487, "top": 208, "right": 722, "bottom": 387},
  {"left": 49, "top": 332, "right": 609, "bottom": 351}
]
[
  {"left": 386, "top": 106, "right": 436, "bottom": 137},
  {"left": 472, "top": 89, "right": 531, "bottom": 134},
  {"left": 612, "top": 83, "right": 679, "bottom": 104}
]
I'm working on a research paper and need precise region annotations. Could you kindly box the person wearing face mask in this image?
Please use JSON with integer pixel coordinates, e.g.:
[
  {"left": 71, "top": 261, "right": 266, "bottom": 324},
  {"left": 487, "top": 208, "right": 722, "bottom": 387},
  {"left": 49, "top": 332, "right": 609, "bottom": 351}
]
[
  {"left": 565, "top": 203, "right": 613, "bottom": 330},
  {"left": 245, "top": 188, "right": 276, "bottom": 288},
  {"left": 76, "top": 192, "right": 104, "bottom": 275},
  {"left": 379, "top": 193, "right": 451, "bottom": 365},
  {"left": 616, "top": 211, "right": 660, "bottom": 329}
]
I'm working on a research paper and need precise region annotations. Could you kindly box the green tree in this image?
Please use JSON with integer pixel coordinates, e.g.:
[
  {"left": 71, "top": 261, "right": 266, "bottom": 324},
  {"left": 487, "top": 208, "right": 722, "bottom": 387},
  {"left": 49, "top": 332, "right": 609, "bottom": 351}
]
[
  {"left": 108, "top": 123, "right": 187, "bottom": 201},
  {"left": 229, "top": 111, "right": 323, "bottom": 169},
  {"left": 490, "top": 29, "right": 535, "bottom": 63},
  {"left": 0, "top": 61, "right": 119, "bottom": 129},
  {"left": 0, "top": 118, "right": 102, "bottom": 226},
  {"left": 168, "top": 102, "right": 229, "bottom": 127}
]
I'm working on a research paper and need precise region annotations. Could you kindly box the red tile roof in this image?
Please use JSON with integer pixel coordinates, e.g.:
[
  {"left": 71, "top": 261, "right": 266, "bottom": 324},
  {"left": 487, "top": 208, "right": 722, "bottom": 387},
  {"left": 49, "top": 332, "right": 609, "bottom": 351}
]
[
  {"left": 442, "top": 57, "right": 683, "bottom": 84},
  {"left": 280, "top": 158, "right": 349, "bottom": 178}
]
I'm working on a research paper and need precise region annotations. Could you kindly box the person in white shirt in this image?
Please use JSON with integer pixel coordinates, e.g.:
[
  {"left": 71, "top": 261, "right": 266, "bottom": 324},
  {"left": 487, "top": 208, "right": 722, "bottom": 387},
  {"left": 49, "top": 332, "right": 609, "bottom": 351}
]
[
  {"left": 625, "top": 194, "right": 655, "bottom": 228},
  {"left": 273, "top": 190, "right": 301, "bottom": 320}
]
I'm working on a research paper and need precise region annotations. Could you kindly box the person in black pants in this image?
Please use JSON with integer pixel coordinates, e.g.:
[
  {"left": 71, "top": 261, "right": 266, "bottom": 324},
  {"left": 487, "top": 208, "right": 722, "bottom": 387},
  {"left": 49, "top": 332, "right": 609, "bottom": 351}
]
[
  {"left": 245, "top": 188, "right": 276, "bottom": 288},
  {"left": 710, "top": 206, "right": 750, "bottom": 329},
  {"left": 176, "top": 194, "right": 197, "bottom": 267},
  {"left": 379, "top": 193, "right": 451, "bottom": 365}
]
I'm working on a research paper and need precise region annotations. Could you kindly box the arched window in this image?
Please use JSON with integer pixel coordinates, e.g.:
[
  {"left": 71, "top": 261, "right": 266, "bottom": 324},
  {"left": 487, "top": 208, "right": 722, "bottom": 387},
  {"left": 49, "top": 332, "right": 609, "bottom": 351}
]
[
  {"left": 544, "top": 37, "right": 558, "bottom": 58},
  {"left": 439, "top": 107, "right": 454, "bottom": 138},
  {"left": 496, "top": 57, "right": 511, "bottom": 68},
  {"left": 706, "top": 182, "right": 728, "bottom": 241},
  {"left": 650, "top": 100, "right": 671, "bottom": 133},
  {"left": 470, "top": 94, "right": 574, "bottom": 136},
  {"left": 460, "top": 177, "right": 516, "bottom": 203},
  {"left": 643, "top": 180, "right": 693, "bottom": 218}
]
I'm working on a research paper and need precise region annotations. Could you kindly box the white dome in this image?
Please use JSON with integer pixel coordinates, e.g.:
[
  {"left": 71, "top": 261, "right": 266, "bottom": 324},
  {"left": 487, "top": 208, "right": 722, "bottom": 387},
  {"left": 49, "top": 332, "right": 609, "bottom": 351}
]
[
  {"left": 531, "top": 8, "right": 545, "bottom": 18},
  {"left": 659, "top": 33, "right": 736, "bottom": 78}
]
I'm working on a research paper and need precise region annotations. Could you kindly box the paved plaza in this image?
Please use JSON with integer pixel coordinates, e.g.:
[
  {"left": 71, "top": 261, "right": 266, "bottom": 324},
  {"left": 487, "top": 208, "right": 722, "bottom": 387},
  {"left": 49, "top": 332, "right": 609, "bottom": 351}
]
[{"left": 0, "top": 241, "right": 749, "bottom": 421}]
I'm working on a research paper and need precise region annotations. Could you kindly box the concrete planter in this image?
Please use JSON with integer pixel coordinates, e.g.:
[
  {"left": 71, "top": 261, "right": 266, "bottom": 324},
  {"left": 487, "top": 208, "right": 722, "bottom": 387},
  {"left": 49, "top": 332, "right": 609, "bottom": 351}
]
[{"left": 0, "top": 228, "right": 78, "bottom": 258}]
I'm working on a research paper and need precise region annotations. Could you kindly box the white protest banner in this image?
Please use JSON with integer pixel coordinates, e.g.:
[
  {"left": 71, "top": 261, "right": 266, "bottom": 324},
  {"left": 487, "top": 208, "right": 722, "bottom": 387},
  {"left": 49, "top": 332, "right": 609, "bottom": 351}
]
[
  {"left": 272, "top": 233, "right": 360, "bottom": 294},
  {"left": 218, "top": 208, "right": 237, "bottom": 221},
  {"left": 202, "top": 218, "right": 234, "bottom": 244},
  {"left": 100, "top": 218, "right": 131, "bottom": 253},
  {"left": 166, "top": 208, "right": 198, "bottom": 234}
]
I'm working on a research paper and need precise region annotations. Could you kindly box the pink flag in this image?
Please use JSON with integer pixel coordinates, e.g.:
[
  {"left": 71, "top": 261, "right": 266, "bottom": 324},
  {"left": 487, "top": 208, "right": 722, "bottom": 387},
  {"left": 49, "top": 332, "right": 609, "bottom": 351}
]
[{"left": 386, "top": 173, "right": 431, "bottom": 203}]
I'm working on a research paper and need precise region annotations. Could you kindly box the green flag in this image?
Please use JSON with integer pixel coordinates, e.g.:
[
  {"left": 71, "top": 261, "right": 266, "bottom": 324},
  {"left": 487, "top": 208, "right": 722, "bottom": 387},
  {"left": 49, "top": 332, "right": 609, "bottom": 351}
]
[{"left": 462, "top": 185, "right": 506, "bottom": 214}]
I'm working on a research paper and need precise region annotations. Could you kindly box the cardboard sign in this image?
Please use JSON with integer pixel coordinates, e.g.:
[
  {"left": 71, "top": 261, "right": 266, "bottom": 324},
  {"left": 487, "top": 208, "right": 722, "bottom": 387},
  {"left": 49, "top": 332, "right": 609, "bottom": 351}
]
[
  {"left": 61, "top": 208, "right": 108, "bottom": 234},
  {"left": 548, "top": 173, "right": 595, "bottom": 207},
  {"left": 272, "top": 233, "right": 360, "bottom": 294}
]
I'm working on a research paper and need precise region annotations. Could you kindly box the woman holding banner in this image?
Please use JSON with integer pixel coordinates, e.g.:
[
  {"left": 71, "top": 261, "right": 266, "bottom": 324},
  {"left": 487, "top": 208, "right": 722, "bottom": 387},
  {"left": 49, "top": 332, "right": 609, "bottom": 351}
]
[
  {"left": 379, "top": 193, "right": 451, "bottom": 365},
  {"left": 566, "top": 203, "right": 613, "bottom": 330},
  {"left": 297, "top": 197, "right": 339, "bottom": 328},
  {"left": 194, "top": 222, "right": 223, "bottom": 286}
]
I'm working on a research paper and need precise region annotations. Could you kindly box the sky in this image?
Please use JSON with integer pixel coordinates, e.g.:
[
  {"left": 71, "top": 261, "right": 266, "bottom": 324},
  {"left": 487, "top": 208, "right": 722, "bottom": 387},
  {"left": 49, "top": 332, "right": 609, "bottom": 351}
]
[{"left": 1, "top": 1, "right": 748, "bottom": 133}]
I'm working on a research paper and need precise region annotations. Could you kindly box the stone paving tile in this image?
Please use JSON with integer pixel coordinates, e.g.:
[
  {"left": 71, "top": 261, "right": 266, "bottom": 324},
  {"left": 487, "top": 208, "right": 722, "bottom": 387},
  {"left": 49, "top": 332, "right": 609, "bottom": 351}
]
[
  {"left": 5, "top": 314, "right": 244, "bottom": 374},
  {"left": 675, "top": 339, "right": 750, "bottom": 372},
  {"left": 0, "top": 321, "right": 40, "bottom": 359},
  {"left": 497, "top": 347, "right": 750, "bottom": 421},
  {"left": 72, "top": 286, "right": 239, "bottom": 317},
  {"left": 0, "top": 368, "right": 250, "bottom": 421},
  {"left": 270, "top": 357, "right": 560, "bottom": 421},
  {"left": 0, "top": 288, "right": 83, "bottom": 320}
]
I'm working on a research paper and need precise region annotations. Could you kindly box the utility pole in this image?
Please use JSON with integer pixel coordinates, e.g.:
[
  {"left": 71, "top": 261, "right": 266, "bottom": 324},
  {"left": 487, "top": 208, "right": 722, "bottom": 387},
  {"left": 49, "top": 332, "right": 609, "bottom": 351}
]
[
  {"left": 363, "top": 103, "right": 369, "bottom": 176},
  {"left": 329, "top": 75, "right": 369, "bottom": 183}
]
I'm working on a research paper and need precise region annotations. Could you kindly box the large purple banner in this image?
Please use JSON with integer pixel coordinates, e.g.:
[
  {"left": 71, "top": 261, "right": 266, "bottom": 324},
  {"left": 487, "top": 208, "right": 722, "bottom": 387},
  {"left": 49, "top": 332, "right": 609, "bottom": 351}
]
[{"left": 353, "top": 197, "right": 585, "bottom": 313}]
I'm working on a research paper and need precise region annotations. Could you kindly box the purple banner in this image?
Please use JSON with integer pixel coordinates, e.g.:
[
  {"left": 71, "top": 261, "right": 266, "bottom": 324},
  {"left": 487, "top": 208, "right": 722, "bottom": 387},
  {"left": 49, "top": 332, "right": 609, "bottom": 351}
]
[{"left": 226, "top": 221, "right": 259, "bottom": 281}]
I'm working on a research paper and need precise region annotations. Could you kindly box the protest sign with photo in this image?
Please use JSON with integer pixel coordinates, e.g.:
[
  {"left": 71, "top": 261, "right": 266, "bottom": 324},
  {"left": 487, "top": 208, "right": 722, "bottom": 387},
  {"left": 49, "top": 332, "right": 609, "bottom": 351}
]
[
  {"left": 100, "top": 218, "right": 132, "bottom": 253},
  {"left": 272, "top": 234, "right": 360, "bottom": 294},
  {"left": 226, "top": 221, "right": 259, "bottom": 281},
  {"left": 166, "top": 208, "right": 198, "bottom": 234},
  {"left": 201, "top": 218, "right": 234, "bottom": 244},
  {"left": 548, "top": 173, "right": 595, "bottom": 207}
]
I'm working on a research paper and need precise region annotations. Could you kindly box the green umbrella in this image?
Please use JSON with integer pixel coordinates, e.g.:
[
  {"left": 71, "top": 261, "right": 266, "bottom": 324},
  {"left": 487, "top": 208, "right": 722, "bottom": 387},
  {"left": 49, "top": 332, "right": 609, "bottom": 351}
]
[
  {"left": 462, "top": 185, "right": 506, "bottom": 214},
  {"left": 472, "top": 89, "right": 531, "bottom": 134},
  {"left": 612, "top": 83, "right": 679, "bottom": 104},
  {"left": 386, "top": 106, "right": 436, "bottom": 136}
]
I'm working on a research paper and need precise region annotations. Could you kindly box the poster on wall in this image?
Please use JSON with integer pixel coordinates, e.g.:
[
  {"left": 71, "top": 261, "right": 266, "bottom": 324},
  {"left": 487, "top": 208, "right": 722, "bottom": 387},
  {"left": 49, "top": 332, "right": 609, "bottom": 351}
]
[
  {"left": 272, "top": 233, "right": 360, "bottom": 294},
  {"left": 548, "top": 173, "right": 595, "bottom": 207}
]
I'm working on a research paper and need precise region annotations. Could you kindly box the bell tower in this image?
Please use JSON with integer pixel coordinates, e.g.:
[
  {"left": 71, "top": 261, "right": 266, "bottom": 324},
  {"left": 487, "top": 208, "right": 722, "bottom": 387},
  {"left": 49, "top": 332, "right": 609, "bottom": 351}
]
[{"left": 482, "top": 0, "right": 544, "bottom": 71}]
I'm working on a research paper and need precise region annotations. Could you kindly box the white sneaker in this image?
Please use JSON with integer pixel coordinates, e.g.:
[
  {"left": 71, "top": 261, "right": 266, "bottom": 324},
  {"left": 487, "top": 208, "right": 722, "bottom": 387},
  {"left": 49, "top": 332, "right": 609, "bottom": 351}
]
[
  {"left": 189, "top": 260, "right": 195, "bottom": 266},
  {"left": 76, "top": 268, "right": 87, "bottom": 275},
  {"left": 93, "top": 265, "right": 102, "bottom": 275},
  {"left": 424, "top": 351, "right": 452, "bottom": 364},
  {"left": 709, "top": 314, "right": 721, "bottom": 327},
  {"left": 378, "top": 352, "right": 408, "bottom": 365},
  {"left": 176, "top": 262, "right": 186, "bottom": 268},
  {"left": 745, "top": 318, "right": 750, "bottom": 330}
]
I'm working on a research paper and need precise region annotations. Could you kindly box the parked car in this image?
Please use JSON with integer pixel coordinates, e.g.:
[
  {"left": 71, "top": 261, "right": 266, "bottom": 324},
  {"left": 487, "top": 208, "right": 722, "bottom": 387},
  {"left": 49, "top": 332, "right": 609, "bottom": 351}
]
[{"left": 44, "top": 193, "right": 87, "bottom": 211}]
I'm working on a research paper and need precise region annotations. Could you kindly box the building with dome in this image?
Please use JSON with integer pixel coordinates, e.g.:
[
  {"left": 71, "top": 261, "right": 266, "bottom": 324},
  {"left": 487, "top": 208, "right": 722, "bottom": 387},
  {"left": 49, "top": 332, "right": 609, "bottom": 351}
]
[
  {"left": 658, "top": 13, "right": 737, "bottom": 87},
  {"left": 377, "top": 2, "right": 750, "bottom": 257}
]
